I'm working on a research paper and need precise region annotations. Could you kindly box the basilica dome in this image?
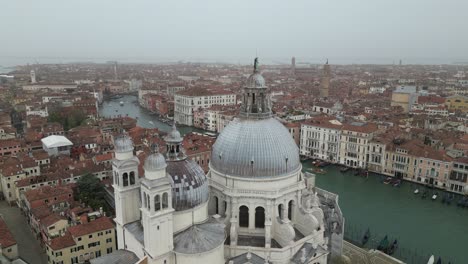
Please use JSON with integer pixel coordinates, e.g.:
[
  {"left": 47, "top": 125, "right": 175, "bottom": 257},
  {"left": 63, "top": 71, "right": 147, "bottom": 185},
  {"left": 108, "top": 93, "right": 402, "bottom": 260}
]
[
  {"left": 211, "top": 117, "right": 301, "bottom": 178},
  {"left": 144, "top": 152, "right": 167, "bottom": 171}
]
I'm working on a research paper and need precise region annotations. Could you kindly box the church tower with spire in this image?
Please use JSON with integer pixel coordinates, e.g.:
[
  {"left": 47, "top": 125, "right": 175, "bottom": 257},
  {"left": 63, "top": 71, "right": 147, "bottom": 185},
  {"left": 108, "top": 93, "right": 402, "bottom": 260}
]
[
  {"left": 320, "top": 60, "right": 330, "bottom": 98},
  {"left": 112, "top": 131, "right": 141, "bottom": 249},
  {"left": 140, "top": 144, "right": 174, "bottom": 262}
]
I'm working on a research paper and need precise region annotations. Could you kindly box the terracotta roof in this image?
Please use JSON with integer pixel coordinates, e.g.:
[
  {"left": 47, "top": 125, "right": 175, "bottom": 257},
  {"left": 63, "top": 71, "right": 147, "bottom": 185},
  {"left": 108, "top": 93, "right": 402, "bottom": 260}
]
[
  {"left": 0, "top": 217, "right": 16, "bottom": 248},
  {"left": 41, "top": 213, "right": 66, "bottom": 228},
  {"left": 25, "top": 185, "right": 73, "bottom": 202},
  {"left": 48, "top": 232, "right": 76, "bottom": 250},
  {"left": 68, "top": 217, "right": 114, "bottom": 237}
]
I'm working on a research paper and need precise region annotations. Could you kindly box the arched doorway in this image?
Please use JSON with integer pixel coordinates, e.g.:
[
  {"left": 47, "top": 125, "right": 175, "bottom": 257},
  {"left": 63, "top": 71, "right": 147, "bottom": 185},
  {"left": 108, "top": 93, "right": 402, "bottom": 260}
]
[
  {"left": 255, "top": 207, "right": 265, "bottom": 228},
  {"left": 288, "top": 200, "right": 294, "bottom": 221},
  {"left": 239, "top": 206, "right": 249, "bottom": 228}
]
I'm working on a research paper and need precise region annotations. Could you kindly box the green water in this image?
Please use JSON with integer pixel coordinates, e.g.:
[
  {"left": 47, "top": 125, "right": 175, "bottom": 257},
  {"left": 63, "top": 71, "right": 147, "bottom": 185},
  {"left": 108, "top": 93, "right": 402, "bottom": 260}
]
[
  {"left": 303, "top": 162, "right": 467, "bottom": 263},
  {"left": 99, "top": 95, "right": 204, "bottom": 135}
]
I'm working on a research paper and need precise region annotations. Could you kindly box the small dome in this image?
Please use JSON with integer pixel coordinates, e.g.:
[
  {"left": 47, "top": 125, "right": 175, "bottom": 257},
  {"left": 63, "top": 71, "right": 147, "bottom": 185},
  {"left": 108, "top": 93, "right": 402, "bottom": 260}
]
[
  {"left": 166, "top": 159, "right": 209, "bottom": 211},
  {"left": 144, "top": 152, "right": 167, "bottom": 171},
  {"left": 114, "top": 132, "right": 134, "bottom": 153},
  {"left": 246, "top": 72, "right": 266, "bottom": 88},
  {"left": 165, "top": 123, "right": 182, "bottom": 143}
]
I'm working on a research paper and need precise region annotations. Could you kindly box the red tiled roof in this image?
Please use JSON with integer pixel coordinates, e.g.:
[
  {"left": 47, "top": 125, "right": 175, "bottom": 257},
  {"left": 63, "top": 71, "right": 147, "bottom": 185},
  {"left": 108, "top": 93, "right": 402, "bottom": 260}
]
[
  {"left": 0, "top": 217, "right": 17, "bottom": 248},
  {"left": 68, "top": 217, "right": 114, "bottom": 237},
  {"left": 48, "top": 232, "right": 76, "bottom": 250}
]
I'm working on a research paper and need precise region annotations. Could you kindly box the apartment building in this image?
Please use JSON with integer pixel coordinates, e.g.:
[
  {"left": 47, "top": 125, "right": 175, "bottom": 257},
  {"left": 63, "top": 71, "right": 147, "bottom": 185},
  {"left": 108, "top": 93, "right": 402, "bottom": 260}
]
[
  {"left": 449, "top": 157, "right": 468, "bottom": 193},
  {"left": 338, "top": 122, "right": 379, "bottom": 168},
  {"left": 300, "top": 117, "right": 342, "bottom": 162},
  {"left": 46, "top": 217, "right": 116, "bottom": 264},
  {"left": 174, "top": 87, "right": 236, "bottom": 126}
]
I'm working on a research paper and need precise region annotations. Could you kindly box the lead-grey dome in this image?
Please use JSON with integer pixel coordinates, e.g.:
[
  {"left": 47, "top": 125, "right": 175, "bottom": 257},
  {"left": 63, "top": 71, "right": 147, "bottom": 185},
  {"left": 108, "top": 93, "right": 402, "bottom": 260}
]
[
  {"left": 246, "top": 72, "right": 266, "bottom": 88},
  {"left": 211, "top": 117, "right": 301, "bottom": 178},
  {"left": 144, "top": 152, "right": 167, "bottom": 171},
  {"left": 166, "top": 159, "right": 209, "bottom": 211},
  {"left": 114, "top": 132, "right": 134, "bottom": 153}
]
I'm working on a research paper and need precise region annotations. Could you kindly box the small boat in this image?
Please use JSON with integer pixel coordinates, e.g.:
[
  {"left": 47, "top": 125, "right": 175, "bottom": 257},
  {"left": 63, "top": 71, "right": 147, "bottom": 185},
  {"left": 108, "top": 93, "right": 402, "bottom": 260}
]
[
  {"left": 383, "top": 177, "right": 392, "bottom": 184},
  {"left": 311, "top": 168, "right": 326, "bottom": 174},
  {"left": 361, "top": 228, "right": 370, "bottom": 246},
  {"left": 432, "top": 193, "right": 438, "bottom": 200},
  {"left": 414, "top": 189, "right": 419, "bottom": 194},
  {"left": 436, "top": 257, "right": 442, "bottom": 264},
  {"left": 386, "top": 239, "right": 398, "bottom": 255},
  {"left": 120, "top": 101, "right": 124, "bottom": 106},
  {"left": 393, "top": 179, "right": 401, "bottom": 187},
  {"left": 149, "top": 121, "right": 154, "bottom": 125},
  {"left": 377, "top": 235, "right": 389, "bottom": 251},
  {"left": 340, "top": 167, "right": 350, "bottom": 173}
]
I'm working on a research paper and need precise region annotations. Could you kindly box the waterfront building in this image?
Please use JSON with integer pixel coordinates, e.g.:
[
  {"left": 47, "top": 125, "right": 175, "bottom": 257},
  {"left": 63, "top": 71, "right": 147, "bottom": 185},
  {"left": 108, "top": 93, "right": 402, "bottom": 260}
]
[
  {"left": 338, "top": 122, "right": 378, "bottom": 168},
  {"left": 449, "top": 157, "right": 468, "bottom": 193},
  {"left": 445, "top": 95, "right": 468, "bottom": 112},
  {"left": 45, "top": 217, "right": 116, "bottom": 264},
  {"left": 174, "top": 87, "right": 236, "bottom": 126},
  {"left": 367, "top": 138, "right": 388, "bottom": 175},
  {"left": 103, "top": 59, "right": 345, "bottom": 264},
  {"left": 300, "top": 116, "right": 342, "bottom": 162},
  {"left": 391, "top": 86, "right": 418, "bottom": 113}
]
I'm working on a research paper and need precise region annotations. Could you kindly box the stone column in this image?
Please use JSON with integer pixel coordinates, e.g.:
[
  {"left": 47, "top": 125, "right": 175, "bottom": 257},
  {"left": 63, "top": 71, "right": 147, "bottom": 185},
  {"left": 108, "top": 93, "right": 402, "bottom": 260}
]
[
  {"left": 249, "top": 206, "right": 255, "bottom": 230},
  {"left": 218, "top": 198, "right": 225, "bottom": 216},
  {"left": 282, "top": 203, "right": 288, "bottom": 222}
]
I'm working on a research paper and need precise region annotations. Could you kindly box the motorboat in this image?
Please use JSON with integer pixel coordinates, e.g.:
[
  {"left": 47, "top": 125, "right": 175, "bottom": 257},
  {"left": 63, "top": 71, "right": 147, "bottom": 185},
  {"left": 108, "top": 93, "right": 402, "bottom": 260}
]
[
  {"left": 361, "top": 228, "right": 370, "bottom": 246},
  {"left": 432, "top": 193, "right": 438, "bottom": 200},
  {"left": 414, "top": 189, "right": 419, "bottom": 194},
  {"left": 377, "top": 235, "right": 389, "bottom": 251},
  {"left": 120, "top": 101, "right": 124, "bottom": 106},
  {"left": 427, "top": 255, "right": 434, "bottom": 264}
]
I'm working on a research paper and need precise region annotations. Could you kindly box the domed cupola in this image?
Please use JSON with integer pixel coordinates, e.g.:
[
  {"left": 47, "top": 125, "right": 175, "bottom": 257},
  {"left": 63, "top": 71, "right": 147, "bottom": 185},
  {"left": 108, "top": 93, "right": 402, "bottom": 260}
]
[
  {"left": 239, "top": 57, "right": 272, "bottom": 119},
  {"left": 144, "top": 144, "right": 167, "bottom": 180},
  {"left": 164, "top": 123, "right": 209, "bottom": 211},
  {"left": 211, "top": 58, "right": 301, "bottom": 178},
  {"left": 114, "top": 130, "right": 134, "bottom": 160}
]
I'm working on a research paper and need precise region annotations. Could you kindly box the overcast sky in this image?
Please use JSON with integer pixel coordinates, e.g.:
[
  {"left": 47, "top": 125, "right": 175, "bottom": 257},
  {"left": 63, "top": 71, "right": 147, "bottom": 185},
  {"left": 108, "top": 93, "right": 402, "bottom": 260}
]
[{"left": 1, "top": 0, "right": 468, "bottom": 64}]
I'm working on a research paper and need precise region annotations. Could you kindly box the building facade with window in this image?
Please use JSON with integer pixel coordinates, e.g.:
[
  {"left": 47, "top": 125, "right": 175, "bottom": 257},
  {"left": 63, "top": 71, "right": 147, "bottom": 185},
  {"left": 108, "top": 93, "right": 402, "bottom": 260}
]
[{"left": 45, "top": 217, "right": 116, "bottom": 264}]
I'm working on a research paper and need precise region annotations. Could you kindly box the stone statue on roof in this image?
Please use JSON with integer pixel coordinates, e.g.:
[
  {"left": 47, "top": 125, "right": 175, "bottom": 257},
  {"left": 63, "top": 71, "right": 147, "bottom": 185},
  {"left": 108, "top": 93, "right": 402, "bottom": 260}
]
[{"left": 254, "top": 57, "right": 259, "bottom": 72}]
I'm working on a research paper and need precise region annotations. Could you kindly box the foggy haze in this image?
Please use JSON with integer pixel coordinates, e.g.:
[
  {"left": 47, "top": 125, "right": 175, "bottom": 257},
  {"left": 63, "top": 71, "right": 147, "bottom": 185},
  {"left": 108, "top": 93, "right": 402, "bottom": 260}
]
[{"left": 1, "top": 0, "right": 468, "bottom": 65}]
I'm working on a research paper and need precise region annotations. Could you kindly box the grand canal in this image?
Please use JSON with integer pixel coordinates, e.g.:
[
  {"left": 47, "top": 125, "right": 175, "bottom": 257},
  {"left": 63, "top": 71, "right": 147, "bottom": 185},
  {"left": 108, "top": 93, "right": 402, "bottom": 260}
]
[{"left": 101, "top": 95, "right": 466, "bottom": 263}]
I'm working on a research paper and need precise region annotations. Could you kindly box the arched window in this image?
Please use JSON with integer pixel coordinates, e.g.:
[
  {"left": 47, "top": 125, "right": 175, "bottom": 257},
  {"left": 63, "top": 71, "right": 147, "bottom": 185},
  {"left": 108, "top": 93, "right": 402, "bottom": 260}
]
[
  {"left": 162, "top": 193, "right": 168, "bottom": 209},
  {"left": 288, "top": 200, "right": 294, "bottom": 221},
  {"left": 129, "top": 171, "right": 135, "bottom": 185},
  {"left": 143, "top": 192, "right": 147, "bottom": 208},
  {"left": 123, "top": 173, "right": 129, "bottom": 186},
  {"left": 239, "top": 206, "right": 249, "bottom": 228},
  {"left": 214, "top": 196, "right": 219, "bottom": 214},
  {"left": 255, "top": 207, "right": 265, "bottom": 228},
  {"left": 155, "top": 195, "right": 161, "bottom": 211},
  {"left": 146, "top": 194, "right": 150, "bottom": 210}
]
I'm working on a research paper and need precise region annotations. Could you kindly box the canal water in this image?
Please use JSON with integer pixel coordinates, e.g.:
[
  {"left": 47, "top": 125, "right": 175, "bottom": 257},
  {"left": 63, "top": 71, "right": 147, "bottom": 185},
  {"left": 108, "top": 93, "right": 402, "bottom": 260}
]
[
  {"left": 99, "top": 95, "right": 203, "bottom": 135},
  {"left": 101, "top": 95, "right": 466, "bottom": 263},
  {"left": 303, "top": 162, "right": 467, "bottom": 263}
]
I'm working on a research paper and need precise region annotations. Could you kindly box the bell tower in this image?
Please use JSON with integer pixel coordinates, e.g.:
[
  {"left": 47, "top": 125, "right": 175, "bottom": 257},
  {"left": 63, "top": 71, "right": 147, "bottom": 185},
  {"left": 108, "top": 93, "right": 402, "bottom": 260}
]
[
  {"left": 140, "top": 145, "right": 174, "bottom": 262},
  {"left": 112, "top": 131, "right": 141, "bottom": 249}
]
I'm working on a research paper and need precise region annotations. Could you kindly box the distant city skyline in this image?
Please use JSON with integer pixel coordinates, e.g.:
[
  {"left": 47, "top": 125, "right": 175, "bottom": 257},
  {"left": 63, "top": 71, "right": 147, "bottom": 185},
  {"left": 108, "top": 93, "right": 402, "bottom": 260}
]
[{"left": 2, "top": 0, "right": 468, "bottom": 67}]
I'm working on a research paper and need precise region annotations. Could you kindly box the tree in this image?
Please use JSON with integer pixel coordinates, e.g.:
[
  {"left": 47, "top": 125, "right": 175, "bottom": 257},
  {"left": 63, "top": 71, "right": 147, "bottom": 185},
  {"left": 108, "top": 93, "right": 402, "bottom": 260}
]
[{"left": 76, "top": 173, "right": 109, "bottom": 213}]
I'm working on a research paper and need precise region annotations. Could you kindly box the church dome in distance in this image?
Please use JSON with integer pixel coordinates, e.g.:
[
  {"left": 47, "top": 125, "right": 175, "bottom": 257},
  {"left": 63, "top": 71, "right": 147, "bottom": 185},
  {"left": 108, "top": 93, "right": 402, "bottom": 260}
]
[{"left": 165, "top": 123, "right": 182, "bottom": 143}]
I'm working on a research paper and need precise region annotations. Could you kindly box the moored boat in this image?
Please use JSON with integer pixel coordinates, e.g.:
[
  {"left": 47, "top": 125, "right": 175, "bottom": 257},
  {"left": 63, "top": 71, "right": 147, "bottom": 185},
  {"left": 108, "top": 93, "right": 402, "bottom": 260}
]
[
  {"left": 386, "top": 239, "right": 398, "bottom": 255},
  {"left": 414, "top": 189, "right": 419, "bottom": 194},
  {"left": 383, "top": 177, "right": 392, "bottom": 184}
]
